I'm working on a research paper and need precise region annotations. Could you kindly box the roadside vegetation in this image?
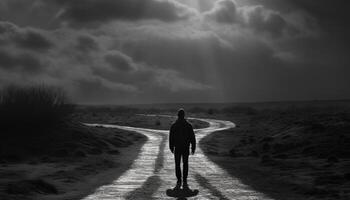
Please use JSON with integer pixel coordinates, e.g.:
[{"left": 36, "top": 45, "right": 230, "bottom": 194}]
[
  {"left": 0, "top": 85, "right": 74, "bottom": 133},
  {"left": 200, "top": 104, "right": 350, "bottom": 199},
  {"left": 0, "top": 85, "right": 146, "bottom": 200},
  {"left": 2, "top": 87, "right": 348, "bottom": 199}
]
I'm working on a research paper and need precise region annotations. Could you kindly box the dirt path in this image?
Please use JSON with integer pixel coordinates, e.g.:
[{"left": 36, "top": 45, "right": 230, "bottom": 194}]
[{"left": 82, "top": 118, "right": 274, "bottom": 200}]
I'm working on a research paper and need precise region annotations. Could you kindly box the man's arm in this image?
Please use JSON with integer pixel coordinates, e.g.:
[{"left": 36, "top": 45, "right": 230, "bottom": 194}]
[
  {"left": 169, "top": 125, "right": 174, "bottom": 153},
  {"left": 189, "top": 124, "right": 196, "bottom": 154}
]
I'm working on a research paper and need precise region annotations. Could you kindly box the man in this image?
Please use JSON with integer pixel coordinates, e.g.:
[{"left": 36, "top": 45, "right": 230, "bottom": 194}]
[{"left": 169, "top": 109, "right": 196, "bottom": 190}]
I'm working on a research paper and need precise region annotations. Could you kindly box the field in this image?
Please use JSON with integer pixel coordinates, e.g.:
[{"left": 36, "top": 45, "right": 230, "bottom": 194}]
[
  {"left": 93, "top": 100, "right": 350, "bottom": 199},
  {"left": 1, "top": 95, "right": 349, "bottom": 199},
  {"left": 0, "top": 86, "right": 148, "bottom": 200},
  {"left": 0, "top": 122, "right": 147, "bottom": 200},
  {"left": 198, "top": 102, "right": 350, "bottom": 199},
  {"left": 74, "top": 100, "right": 350, "bottom": 199},
  {"left": 0, "top": 99, "right": 208, "bottom": 199}
]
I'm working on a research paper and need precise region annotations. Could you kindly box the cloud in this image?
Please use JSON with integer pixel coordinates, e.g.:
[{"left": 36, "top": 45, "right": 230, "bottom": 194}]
[
  {"left": 75, "top": 35, "right": 99, "bottom": 52},
  {"left": 241, "top": 5, "right": 287, "bottom": 37},
  {"left": 13, "top": 29, "right": 53, "bottom": 51},
  {"left": 0, "top": 1, "right": 349, "bottom": 104},
  {"left": 0, "top": 21, "right": 53, "bottom": 51},
  {"left": 104, "top": 51, "right": 135, "bottom": 72},
  {"left": 54, "top": 0, "right": 197, "bottom": 27},
  {"left": 204, "top": 0, "right": 290, "bottom": 37},
  {"left": 99, "top": 49, "right": 212, "bottom": 92},
  {"left": 0, "top": 19, "right": 213, "bottom": 103},
  {"left": 204, "top": 0, "right": 238, "bottom": 23},
  {"left": 0, "top": 50, "right": 43, "bottom": 73},
  {"left": 155, "top": 70, "right": 212, "bottom": 92},
  {"left": 120, "top": 27, "right": 232, "bottom": 78}
]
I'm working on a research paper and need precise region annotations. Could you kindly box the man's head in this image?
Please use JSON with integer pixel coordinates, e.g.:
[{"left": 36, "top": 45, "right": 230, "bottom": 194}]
[{"left": 177, "top": 109, "right": 185, "bottom": 119}]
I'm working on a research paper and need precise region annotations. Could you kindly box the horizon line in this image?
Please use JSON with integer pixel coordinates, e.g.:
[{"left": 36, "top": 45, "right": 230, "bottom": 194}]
[{"left": 76, "top": 98, "right": 350, "bottom": 107}]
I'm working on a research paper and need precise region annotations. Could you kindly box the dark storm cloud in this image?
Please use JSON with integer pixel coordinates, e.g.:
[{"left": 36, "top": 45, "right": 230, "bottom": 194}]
[
  {"left": 119, "top": 28, "right": 278, "bottom": 95},
  {"left": 97, "top": 49, "right": 210, "bottom": 92},
  {"left": 0, "top": 50, "right": 43, "bottom": 73},
  {"left": 55, "top": 0, "right": 196, "bottom": 26},
  {"left": 205, "top": 0, "right": 238, "bottom": 23},
  {"left": 290, "top": 0, "right": 349, "bottom": 52},
  {"left": 0, "top": 21, "right": 19, "bottom": 43},
  {"left": 13, "top": 29, "right": 53, "bottom": 51},
  {"left": 121, "top": 33, "right": 230, "bottom": 83},
  {"left": 0, "top": 21, "right": 53, "bottom": 51},
  {"left": 0, "top": 0, "right": 349, "bottom": 104},
  {"left": 236, "top": 0, "right": 348, "bottom": 36},
  {"left": 104, "top": 52, "right": 134, "bottom": 72},
  {"left": 204, "top": 0, "right": 288, "bottom": 37},
  {"left": 75, "top": 35, "right": 99, "bottom": 52},
  {"left": 272, "top": 0, "right": 349, "bottom": 33},
  {"left": 0, "top": 0, "right": 61, "bottom": 29},
  {"left": 115, "top": 15, "right": 349, "bottom": 102},
  {"left": 246, "top": 6, "right": 287, "bottom": 37}
]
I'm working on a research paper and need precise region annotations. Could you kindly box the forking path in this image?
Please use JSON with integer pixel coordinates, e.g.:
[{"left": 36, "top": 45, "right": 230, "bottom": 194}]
[{"left": 83, "top": 116, "right": 273, "bottom": 200}]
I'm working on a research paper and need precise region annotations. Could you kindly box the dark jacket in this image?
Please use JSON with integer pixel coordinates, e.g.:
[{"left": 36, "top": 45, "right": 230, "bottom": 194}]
[{"left": 169, "top": 118, "right": 196, "bottom": 153}]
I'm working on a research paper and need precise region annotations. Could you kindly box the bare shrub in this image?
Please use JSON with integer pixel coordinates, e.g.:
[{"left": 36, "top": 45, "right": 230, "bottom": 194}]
[{"left": 0, "top": 85, "right": 74, "bottom": 133}]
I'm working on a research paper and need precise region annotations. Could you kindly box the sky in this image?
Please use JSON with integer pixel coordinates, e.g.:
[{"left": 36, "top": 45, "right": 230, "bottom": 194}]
[{"left": 0, "top": 0, "right": 349, "bottom": 104}]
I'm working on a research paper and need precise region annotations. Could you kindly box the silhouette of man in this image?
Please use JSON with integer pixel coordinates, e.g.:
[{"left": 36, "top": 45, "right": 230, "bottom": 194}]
[{"left": 169, "top": 109, "right": 196, "bottom": 190}]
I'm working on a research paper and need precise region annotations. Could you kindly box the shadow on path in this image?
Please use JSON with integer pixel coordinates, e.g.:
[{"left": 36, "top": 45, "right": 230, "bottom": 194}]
[
  {"left": 194, "top": 173, "right": 230, "bottom": 200},
  {"left": 125, "top": 134, "right": 166, "bottom": 199},
  {"left": 154, "top": 135, "right": 166, "bottom": 173},
  {"left": 79, "top": 132, "right": 147, "bottom": 200},
  {"left": 166, "top": 188, "right": 199, "bottom": 200},
  {"left": 125, "top": 175, "right": 162, "bottom": 200}
]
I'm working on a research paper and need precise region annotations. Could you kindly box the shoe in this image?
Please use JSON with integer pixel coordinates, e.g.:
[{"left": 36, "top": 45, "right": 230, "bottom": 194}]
[
  {"left": 182, "top": 181, "right": 190, "bottom": 191},
  {"left": 173, "top": 180, "right": 181, "bottom": 190}
]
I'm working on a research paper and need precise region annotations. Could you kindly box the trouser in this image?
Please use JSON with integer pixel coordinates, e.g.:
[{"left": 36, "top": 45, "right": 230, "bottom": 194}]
[{"left": 174, "top": 149, "right": 189, "bottom": 183}]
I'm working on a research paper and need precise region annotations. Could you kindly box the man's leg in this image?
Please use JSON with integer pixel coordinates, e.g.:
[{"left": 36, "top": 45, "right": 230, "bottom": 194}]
[
  {"left": 182, "top": 151, "right": 189, "bottom": 188},
  {"left": 174, "top": 151, "right": 182, "bottom": 188}
]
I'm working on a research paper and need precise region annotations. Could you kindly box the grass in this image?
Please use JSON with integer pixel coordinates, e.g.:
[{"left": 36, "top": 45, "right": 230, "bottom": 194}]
[
  {"left": 6, "top": 179, "right": 58, "bottom": 195},
  {"left": 0, "top": 126, "right": 147, "bottom": 199},
  {"left": 2, "top": 91, "right": 349, "bottom": 199},
  {"left": 200, "top": 104, "right": 350, "bottom": 199},
  {"left": 0, "top": 85, "right": 74, "bottom": 134},
  {"left": 0, "top": 84, "right": 78, "bottom": 161},
  {"left": 0, "top": 85, "right": 148, "bottom": 199}
]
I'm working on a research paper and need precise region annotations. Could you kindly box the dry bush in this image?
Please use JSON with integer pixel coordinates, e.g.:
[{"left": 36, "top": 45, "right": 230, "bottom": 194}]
[{"left": 0, "top": 85, "right": 74, "bottom": 133}]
